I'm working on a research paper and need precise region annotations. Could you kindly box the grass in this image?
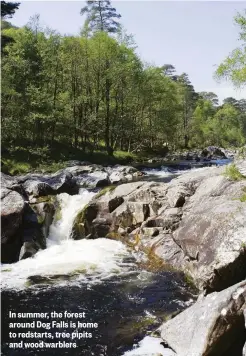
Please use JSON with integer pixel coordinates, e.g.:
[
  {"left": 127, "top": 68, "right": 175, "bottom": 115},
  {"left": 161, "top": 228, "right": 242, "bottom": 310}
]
[
  {"left": 239, "top": 186, "right": 246, "bottom": 202},
  {"left": 224, "top": 163, "right": 245, "bottom": 181},
  {"left": 1, "top": 144, "right": 151, "bottom": 175},
  {"left": 184, "top": 272, "right": 196, "bottom": 289},
  {"left": 239, "top": 194, "right": 246, "bottom": 202}
]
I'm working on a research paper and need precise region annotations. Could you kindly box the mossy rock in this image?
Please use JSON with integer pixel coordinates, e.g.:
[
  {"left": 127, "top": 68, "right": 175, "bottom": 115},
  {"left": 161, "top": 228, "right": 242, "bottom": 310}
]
[
  {"left": 94, "top": 185, "right": 116, "bottom": 199},
  {"left": 71, "top": 203, "right": 98, "bottom": 240}
]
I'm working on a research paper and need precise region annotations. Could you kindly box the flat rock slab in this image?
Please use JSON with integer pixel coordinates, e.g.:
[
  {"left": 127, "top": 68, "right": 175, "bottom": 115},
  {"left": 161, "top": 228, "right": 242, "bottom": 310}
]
[{"left": 159, "top": 280, "right": 246, "bottom": 356}]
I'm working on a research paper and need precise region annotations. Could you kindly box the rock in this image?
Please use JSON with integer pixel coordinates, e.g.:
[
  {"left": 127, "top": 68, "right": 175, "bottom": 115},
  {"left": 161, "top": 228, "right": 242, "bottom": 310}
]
[
  {"left": 19, "top": 204, "right": 46, "bottom": 260},
  {"left": 106, "top": 165, "right": 140, "bottom": 184},
  {"left": 91, "top": 217, "right": 112, "bottom": 238},
  {"left": 76, "top": 171, "right": 109, "bottom": 188},
  {"left": 42, "top": 202, "right": 56, "bottom": 238},
  {"left": 19, "top": 241, "right": 40, "bottom": 260},
  {"left": 32, "top": 201, "right": 55, "bottom": 239},
  {"left": 166, "top": 184, "right": 191, "bottom": 207},
  {"left": 235, "top": 159, "right": 246, "bottom": 178},
  {"left": 80, "top": 165, "right": 246, "bottom": 294},
  {"left": 71, "top": 203, "right": 99, "bottom": 240},
  {"left": 201, "top": 146, "right": 226, "bottom": 159},
  {"left": 20, "top": 171, "right": 77, "bottom": 198},
  {"left": 112, "top": 202, "right": 150, "bottom": 228},
  {"left": 1, "top": 172, "right": 26, "bottom": 196},
  {"left": 22, "top": 179, "right": 54, "bottom": 197},
  {"left": 1, "top": 188, "right": 25, "bottom": 262},
  {"left": 172, "top": 172, "right": 246, "bottom": 292},
  {"left": 142, "top": 233, "right": 184, "bottom": 264},
  {"left": 243, "top": 308, "right": 246, "bottom": 355},
  {"left": 159, "top": 280, "right": 246, "bottom": 356}
]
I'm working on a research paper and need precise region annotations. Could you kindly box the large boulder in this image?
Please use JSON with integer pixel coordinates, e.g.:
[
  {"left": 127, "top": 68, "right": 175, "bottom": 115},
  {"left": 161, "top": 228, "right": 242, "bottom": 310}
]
[
  {"left": 1, "top": 188, "right": 25, "bottom": 262},
  {"left": 159, "top": 280, "right": 246, "bottom": 356},
  {"left": 201, "top": 146, "right": 226, "bottom": 159},
  {"left": 76, "top": 165, "right": 246, "bottom": 294},
  {"left": 19, "top": 171, "right": 77, "bottom": 198},
  {"left": 19, "top": 204, "right": 46, "bottom": 260},
  {"left": 1, "top": 172, "right": 26, "bottom": 196},
  {"left": 106, "top": 165, "right": 144, "bottom": 184},
  {"left": 172, "top": 171, "right": 246, "bottom": 293}
]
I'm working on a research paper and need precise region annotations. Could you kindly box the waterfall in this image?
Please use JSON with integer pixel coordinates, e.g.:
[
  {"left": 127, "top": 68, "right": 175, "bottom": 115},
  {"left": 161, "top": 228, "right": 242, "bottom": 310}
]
[
  {"left": 47, "top": 189, "right": 95, "bottom": 245},
  {"left": 1, "top": 189, "right": 135, "bottom": 291}
]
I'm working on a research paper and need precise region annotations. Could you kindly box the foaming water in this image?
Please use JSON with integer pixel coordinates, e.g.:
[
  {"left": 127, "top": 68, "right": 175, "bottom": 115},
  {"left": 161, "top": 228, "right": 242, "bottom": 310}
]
[
  {"left": 1, "top": 186, "right": 197, "bottom": 355},
  {"left": 142, "top": 166, "right": 174, "bottom": 178},
  {"left": 1, "top": 190, "right": 137, "bottom": 291},
  {"left": 122, "top": 336, "right": 174, "bottom": 356},
  {"left": 1, "top": 238, "right": 135, "bottom": 290},
  {"left": 48, "top": 189, "right": 95, "bottom": 245}
]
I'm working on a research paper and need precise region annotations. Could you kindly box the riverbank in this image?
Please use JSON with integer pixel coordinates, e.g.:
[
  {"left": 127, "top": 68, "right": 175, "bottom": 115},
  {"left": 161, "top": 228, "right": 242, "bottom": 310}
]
[{"left": 1, "top": 144, "right": 238, "bottom": 176}]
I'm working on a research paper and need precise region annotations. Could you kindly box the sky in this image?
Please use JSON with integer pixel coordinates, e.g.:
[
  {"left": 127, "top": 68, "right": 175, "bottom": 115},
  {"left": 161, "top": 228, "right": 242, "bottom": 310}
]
[{"left": 7, "top": 0, "right": 246, "bottom": 104}]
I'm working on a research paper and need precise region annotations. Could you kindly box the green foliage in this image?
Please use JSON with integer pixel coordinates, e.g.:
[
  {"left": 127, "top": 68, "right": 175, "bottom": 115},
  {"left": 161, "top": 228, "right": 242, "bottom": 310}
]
[
  {"left": 215, "top": 10, "right": 246, "bottom": 86},
  {"left": 2, "top": 7, "right": 246, "bottom": 167},
  {"left": 224, "top": 163, "right": 246, "bottom": 181},
  {"left": 1, "top": 159, "right": 32, "bottom": 175}
]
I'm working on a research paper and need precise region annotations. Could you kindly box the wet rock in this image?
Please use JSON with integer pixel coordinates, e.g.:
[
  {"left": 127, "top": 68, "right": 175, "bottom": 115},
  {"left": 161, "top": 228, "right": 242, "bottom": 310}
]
[
  {"left": 142, "top": 233, "right": 184, "bottom": 264},
  {"left": 159, "top": 280, "right": 246, "bottom": 356},
  {"left": 19, "top": 241, "right": 40, "bottom": 260},
  {"left": 1, "top": 188, "right": 25, "bottom": 262},
  {"left": 71, "top": 203, "right": 99, "bottom": 240},
  {"left": 32, "top": 201, "right": 56, "bottom": 239},
  {"left": 19, "top": 204, "right": 46, "bottom": 260}
]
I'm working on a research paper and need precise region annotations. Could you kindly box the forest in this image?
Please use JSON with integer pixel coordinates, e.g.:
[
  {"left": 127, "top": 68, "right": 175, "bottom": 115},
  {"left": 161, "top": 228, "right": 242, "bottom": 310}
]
[{"left": 1, "top": 1, "right": 246, "bottom": 172}]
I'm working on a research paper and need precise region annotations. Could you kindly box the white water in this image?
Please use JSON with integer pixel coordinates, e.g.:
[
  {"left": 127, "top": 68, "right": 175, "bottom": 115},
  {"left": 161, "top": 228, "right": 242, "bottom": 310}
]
[
  {"left": 48, "top": 189, "right": 95, "bottom": 245},
  {"left": 1, "top": 190, "right": 136, "bottom": 290},
  {"left": 142, "top": 166, "right": 174, "bottom": 178},
  {"left": 143, "top": 165, "right": 219, "bottom": 179},
  {"left": 122, "top": 336, "right": 175, "bottom": 356}
]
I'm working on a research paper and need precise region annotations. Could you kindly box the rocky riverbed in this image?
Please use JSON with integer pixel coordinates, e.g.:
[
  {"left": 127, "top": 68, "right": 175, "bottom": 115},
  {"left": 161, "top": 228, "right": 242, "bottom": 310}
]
[{"left": 1, "top": 149, "right": 246, "bottom": 355}]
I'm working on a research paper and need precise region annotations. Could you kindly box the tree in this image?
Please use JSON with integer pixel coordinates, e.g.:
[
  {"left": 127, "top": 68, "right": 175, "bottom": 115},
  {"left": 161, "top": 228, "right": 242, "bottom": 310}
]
[
  {"left": 1, "top": 1, "right": 20, "bottom": 18},
  {"left": 176, "top": 73, "right": 199, "bottom": 147},
  {"left": 215, "top": 10, "right": 246, "bottom": 86},
  {"left": 223, "top": 97, "right": 240, "bottom": 110},
  {"left": 161, "top": 64, "right": 178, "bottom": 81},
  {"left": 80, "top": 1, "right": 121, "bottom": 35},
  {"left": 199, "top": 91, "right": 219, "bottom": 106},
  {"left": 1, "top": 1, "right": 20, "bottom": 51}
]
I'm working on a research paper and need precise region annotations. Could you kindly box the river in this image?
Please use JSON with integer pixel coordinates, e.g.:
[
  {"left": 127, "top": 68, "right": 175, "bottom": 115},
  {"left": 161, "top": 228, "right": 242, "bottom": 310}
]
[{"left": 2, "top": 162, "right": 228, "bottom": 355}]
